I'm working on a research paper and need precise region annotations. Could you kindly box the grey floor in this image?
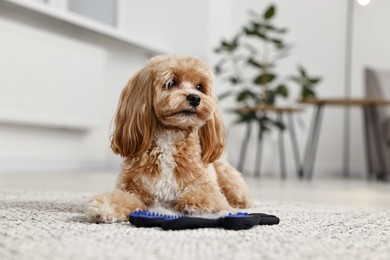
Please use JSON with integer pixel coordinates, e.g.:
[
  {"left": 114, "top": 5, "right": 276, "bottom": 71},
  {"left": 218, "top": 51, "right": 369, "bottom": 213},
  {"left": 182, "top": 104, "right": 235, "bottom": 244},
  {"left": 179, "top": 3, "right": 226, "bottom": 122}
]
[{"left": 1, "top": 170, "right": 390, "bottom": 209}]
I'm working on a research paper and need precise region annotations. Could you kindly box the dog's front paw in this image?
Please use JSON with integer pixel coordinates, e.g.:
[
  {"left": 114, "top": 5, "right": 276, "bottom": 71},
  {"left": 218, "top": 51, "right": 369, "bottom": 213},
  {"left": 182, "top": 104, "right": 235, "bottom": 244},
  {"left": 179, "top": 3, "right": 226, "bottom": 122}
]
[
  {"left": 223, "top": 189, "right": 251, "bottom": 209},
  {"left": 87, "top": 195, "right": 126, "bottom": 223},
  {"left": 86, "top": 189, "right": 146, "bottom": 223},
  {"left": 227, "top": 193, "right": 251, "bottom": 209}
]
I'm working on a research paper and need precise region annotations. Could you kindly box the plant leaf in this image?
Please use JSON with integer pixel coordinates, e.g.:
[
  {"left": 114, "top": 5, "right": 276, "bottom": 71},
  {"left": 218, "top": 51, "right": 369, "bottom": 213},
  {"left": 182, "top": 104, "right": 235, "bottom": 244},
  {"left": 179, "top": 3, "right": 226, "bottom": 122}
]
[
  {"left": 250, "top": 22, "right": 262, "bottom": 30},
  {"left": 247, "top": 59, "right": 274, "bottom": 69},
  {"left": 254, "top": 74, "right": 276, "bottom": 85},
  {"left": 264, "top": 5, "right": 276, "bottom": 20},
  {"left": 299, "top": 66, "right": 307, "bottom": 77},
  {"left": 236, "top": 89, "right": 256, "bottom": 102},
  {"left": 309, "top": 77, "right": 321, "bottom": 85},
  {"left": 270, "top": 38, "right": 285, "bottom": 49},
  {"left": 237, "top": 92, "right": 247, "bottom": 102},
  {"left": 244, "top": 26, "right": 267, "bottom": 39},
  {"left": 266, "top": 25, "right": 288, "bottom": 33},
  {"left": 244, "top": 27, "right": 257, "bottom": 36},
  {"left": 247, "top": 58, "right": 264, "bottom": 68},
  {"left": 217, "top": 38, "right": 239, "bottom": 53},
  {"left": 276, "top": 84, "right": 288, "bottom": 97},
  {"left": 271, "top": 38, "right": 283, "bottom": 45},
  {"left": 301, "top": 87, "right": 316, "bottom": 99}
]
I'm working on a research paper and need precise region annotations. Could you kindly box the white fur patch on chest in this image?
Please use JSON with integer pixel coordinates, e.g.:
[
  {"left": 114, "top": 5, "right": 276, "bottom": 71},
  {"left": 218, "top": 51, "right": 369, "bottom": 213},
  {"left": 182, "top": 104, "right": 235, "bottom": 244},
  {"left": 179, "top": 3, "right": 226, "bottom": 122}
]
[{"left": 153, "top": 131, "right": 180, "bottom": 203}]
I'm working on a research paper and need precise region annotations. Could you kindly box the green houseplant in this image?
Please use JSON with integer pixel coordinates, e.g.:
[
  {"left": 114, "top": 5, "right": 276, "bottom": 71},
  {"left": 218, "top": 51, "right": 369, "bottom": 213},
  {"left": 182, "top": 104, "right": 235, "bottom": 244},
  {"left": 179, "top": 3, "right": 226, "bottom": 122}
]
[{"left": 214, "top": 4, "right": 322, "bottom": 172}]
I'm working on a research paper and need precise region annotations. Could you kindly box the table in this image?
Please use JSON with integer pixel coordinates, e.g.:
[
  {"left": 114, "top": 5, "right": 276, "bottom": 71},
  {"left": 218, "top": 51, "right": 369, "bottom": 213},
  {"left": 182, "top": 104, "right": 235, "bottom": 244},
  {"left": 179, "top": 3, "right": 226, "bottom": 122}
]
[
  {"left": 236, "top": 105, "right": 303, "bottom": 178},
  {"left": 299, "top": 98, "right": 390, "bottom": 181}
]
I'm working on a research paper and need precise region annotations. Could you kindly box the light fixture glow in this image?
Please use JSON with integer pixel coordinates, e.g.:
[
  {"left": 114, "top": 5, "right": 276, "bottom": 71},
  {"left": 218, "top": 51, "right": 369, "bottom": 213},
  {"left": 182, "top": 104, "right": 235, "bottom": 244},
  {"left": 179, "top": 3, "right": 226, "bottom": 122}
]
[{"left": 357, "top": 0, "right": 371, "bottom": 6}]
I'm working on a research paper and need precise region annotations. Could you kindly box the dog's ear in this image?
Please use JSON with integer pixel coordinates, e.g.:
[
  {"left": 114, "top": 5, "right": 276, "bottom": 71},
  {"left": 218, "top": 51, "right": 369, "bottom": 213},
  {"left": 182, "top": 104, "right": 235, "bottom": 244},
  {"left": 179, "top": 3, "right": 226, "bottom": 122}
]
[
  {"left": 111, "top": 66, "right": 156, "bottom": 158},
  {"left": 199, "top": 102, "right": 226, "bottom": 164}
]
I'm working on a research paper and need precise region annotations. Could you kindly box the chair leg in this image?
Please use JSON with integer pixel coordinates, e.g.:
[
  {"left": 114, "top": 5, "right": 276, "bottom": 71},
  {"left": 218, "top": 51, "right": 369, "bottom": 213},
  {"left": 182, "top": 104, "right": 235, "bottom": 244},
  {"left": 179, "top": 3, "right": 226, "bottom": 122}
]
[
  {"left": 299, "top": 105, "right": 325, "bottom": 180},
  {"left": 300, "top": 105, "right": 323, "bottom": 179},
  {"left": 277, "top": 112, "right": 287, "bottom": 179},
  {"left": 299, "top": 112, "right": 316, "bottom": 179},
  {"left": 368, "top": 105, "right": 388, "bottom": 181},
  {"left": 342, "top": 106, "right": 351, "bottom": 178},
  {"left": 306, "top": 105, "right": 324, "bottom": 179},
  {"left": 288, "top": 113, "right": 301, "bottom": 178},
  {"left": 254, "top": 124, "right": 263, "bottom": 177},
  {"left": 362, "top": 106, "right": 374, "bottom": 179},
  {"left": 237, "top": 122, "right": 252, "bottom": 173}
]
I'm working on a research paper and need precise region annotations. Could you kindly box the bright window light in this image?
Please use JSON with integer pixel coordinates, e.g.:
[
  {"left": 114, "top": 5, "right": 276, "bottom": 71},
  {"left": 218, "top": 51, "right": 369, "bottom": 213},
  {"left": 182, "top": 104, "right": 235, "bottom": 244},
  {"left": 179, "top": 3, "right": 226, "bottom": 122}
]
[{"left": 357, "top": 0, "right": 371, "bottom": 6}]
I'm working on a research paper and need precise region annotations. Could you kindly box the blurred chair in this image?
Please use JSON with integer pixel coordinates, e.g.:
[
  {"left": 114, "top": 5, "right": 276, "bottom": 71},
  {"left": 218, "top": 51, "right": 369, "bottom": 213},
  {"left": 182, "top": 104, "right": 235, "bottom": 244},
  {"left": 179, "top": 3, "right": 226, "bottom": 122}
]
[{"left": 364, "top": 68, "right": 390, "bottom": 180}]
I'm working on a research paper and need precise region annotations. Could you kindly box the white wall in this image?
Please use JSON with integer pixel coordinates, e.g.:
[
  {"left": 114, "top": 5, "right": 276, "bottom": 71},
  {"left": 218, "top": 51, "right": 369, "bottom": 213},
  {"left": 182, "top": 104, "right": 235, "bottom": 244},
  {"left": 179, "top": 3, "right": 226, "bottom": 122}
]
[{"left": 120, "top": 0, "right": 209, "bottom": 60}]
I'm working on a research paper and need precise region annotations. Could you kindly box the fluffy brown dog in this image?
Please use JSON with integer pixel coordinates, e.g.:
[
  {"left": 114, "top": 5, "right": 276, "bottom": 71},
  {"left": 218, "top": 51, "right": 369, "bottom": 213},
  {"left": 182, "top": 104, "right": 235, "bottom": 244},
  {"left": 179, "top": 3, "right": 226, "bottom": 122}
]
[{"left": 87, "top": 55, "right": 251, "bottom": 223}]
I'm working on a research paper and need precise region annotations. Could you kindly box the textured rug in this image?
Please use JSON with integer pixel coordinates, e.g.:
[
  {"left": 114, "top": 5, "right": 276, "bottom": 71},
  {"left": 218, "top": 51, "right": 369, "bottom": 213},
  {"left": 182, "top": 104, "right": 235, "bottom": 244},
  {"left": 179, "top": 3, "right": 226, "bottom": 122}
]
[{"left": 1, "top": 189, "right": 390, "bottom": 260}]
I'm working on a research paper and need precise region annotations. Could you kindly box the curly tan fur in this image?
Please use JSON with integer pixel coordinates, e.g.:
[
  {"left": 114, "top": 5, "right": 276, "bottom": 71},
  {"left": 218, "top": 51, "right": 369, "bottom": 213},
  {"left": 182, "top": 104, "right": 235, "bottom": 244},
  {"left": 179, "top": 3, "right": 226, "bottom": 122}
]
[{"left": 87, "top": 55, "right": 251, "bottom": 223}]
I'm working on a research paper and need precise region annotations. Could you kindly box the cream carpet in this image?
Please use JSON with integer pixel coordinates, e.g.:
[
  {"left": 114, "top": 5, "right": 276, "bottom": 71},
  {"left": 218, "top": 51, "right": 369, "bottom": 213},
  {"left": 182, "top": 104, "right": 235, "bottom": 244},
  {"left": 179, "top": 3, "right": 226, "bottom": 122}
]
[{"left": 1, "top": 189, "right": 390, "bottom": 260}]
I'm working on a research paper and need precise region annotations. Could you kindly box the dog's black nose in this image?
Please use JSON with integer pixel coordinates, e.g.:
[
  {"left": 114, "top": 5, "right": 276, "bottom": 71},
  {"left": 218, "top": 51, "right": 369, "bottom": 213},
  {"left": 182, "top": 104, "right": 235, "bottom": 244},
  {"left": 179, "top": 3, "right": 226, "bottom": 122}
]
[{"left": 187, "top": 94, "right": 201, "bottom": 107}]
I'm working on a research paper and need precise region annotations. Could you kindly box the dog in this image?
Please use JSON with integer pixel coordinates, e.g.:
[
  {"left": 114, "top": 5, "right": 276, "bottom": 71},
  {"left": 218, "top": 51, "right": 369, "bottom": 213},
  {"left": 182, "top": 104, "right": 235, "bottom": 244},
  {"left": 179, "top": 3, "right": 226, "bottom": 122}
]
[{"left": 87, "top": 55, "right": 251, "bottom": 223}]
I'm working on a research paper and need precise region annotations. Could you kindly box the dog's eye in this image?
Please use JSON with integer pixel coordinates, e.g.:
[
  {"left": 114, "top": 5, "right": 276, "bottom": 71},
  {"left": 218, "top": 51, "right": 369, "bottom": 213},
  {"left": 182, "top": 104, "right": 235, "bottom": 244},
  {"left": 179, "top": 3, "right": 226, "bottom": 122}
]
[
  {"left": 165, "top": 80, "right": 176, "bottom": 89},
  {"left": 196, "top": 84, "right": 203, "bottom": 92}
]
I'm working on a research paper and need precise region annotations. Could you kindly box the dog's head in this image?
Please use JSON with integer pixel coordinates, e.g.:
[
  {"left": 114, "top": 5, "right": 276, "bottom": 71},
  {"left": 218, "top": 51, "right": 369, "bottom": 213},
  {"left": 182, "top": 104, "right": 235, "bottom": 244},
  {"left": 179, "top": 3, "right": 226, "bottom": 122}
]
[{"left": 111, "top": 55, "right": 225, "bottom": 163}]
